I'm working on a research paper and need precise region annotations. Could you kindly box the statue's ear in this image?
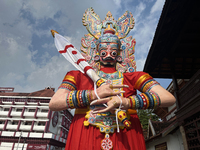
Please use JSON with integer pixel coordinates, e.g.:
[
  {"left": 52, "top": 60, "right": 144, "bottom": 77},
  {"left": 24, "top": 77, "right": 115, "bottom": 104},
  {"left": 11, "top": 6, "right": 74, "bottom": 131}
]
[
  {"left": 94, "top": 55, "right": 100, "bottom": 62},
  {"left": 116, "top": 56, "right": 122, "bottom": 63}
]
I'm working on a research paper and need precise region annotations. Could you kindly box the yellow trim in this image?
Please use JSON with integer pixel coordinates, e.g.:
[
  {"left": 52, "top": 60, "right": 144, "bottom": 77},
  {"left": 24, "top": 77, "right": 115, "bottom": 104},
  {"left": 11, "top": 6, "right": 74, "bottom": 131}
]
[
  {"left": 127, "top": 109, "right": 137, "bottom": 114},
  {"left": 77, "top": 90, "right": 81, "bottom": 107},
  {"left": 143, "top": 81, "right": 154, "bottom": 92},
  {"left": 129, "top": 96, "right": 135, "bottom": 109},
  {"left": 119, "top": 71, "right": 122, "bottom": 78},
  {"left": 134, "top": 74, "right": 151, "bottom": 89},
  {"left": 75, "top": 108, "right": 137, "bottom": 115},
  {"left": 96, "top": 78, "right": 105, "bottom": 87},
  {"left": 64, "top": 75, "right": 76, "bottom": 84},
  {"left": 121, "top": 73, "right": 124, "bottom": 97},
  {"left": 143, "top": 93, "right": 149, "bottom": 109},
  {"left": 75, "top": 108, "right": 89, "bottom": 114},
  {"left": 151, "top": 93, "right": 157, "bottom": 109},
  {"left": 68, "top": 91, "right": 74, "bottom": 109}
]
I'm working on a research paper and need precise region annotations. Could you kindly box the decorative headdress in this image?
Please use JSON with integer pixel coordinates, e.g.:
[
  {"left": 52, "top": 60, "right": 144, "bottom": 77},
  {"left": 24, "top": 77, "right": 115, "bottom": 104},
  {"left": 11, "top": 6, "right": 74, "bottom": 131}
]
[
  {"left": 81, "top": 7, "right": 136, "bottom": 73},
  {"left": 95, "top": 28, "right": 121, "bottom": 49}
]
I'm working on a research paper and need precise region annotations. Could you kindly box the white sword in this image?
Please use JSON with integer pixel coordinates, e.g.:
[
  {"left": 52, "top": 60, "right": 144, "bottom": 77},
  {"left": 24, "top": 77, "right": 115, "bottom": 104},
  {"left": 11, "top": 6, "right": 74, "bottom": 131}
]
[{"left": 51, "top": 30, "right": 100, "bottom": 83}]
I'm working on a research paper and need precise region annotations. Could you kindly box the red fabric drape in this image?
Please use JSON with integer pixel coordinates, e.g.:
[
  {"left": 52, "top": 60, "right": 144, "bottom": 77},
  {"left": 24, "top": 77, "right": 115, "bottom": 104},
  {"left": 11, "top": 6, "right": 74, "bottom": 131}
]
[{"left": 65, "top": 114, "right": 146, "bottom": 150}]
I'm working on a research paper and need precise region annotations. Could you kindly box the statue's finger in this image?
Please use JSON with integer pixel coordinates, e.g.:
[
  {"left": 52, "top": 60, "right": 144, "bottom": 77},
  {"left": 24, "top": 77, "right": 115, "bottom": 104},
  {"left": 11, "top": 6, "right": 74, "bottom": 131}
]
[
  {"left": 90, "top": 97, "right": 111, "bottom": 105},
  {"left": 110, "top": 84, "right": 129, "bottom": 89}
]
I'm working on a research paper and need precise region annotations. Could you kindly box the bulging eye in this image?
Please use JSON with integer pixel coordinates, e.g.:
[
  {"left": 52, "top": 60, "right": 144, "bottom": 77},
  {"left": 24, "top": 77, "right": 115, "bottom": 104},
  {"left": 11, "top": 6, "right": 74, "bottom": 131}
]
[
  {"left": 100, "top": 51, "right": 107, "bottom": 56},
  {"left": 111, "top": 51, "right": 117, "bottom": 56}
]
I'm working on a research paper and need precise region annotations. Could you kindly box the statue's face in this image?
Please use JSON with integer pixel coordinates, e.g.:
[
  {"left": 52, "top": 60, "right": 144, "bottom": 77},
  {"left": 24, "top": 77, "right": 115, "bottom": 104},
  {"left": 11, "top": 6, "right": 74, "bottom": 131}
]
[{"left": 98, "top": 42, "right": 119, "bottom": 66}]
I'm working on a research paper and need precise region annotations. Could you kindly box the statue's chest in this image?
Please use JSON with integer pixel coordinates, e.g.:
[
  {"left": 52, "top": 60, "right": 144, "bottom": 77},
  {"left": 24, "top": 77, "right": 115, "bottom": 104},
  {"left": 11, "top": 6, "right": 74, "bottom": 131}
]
[{"left": 97, "top": 71, "right": 124, "bottom": 93}]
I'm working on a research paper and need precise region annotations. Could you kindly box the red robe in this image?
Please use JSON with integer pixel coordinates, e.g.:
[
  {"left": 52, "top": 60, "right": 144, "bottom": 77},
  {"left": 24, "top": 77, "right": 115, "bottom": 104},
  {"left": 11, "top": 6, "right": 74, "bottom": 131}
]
[{"left": 63, "top": 68, "right": 147, "bottom": 150}]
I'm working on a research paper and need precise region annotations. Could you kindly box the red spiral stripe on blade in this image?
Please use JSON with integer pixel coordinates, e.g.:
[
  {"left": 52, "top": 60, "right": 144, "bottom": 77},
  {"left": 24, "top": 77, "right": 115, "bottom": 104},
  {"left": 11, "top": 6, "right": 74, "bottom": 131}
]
[
  {"left": 72, "top": 51, "right": 77, "bottom": 54},
  {"left": 77, "top": 58, "right": 86, "bottom": 65},
  {"left": 84, "top": 66, "right": 93, "bottom": 74},
  {"left": 59, "top": 44, "right": 74, "bottom": 54}
]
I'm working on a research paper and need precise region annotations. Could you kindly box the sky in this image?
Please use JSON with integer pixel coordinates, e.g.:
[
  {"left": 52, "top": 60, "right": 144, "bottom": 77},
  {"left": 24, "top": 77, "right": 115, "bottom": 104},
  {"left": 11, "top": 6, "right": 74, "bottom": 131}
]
[{"left": 0, "top": 0, "right": 171, "bottom": 93}]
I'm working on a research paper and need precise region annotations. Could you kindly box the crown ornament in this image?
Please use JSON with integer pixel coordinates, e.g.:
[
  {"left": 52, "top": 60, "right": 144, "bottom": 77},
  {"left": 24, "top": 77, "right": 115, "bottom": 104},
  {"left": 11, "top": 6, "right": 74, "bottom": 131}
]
[{"left": 81, "top": 7, "right": 136, "bottom": 73}]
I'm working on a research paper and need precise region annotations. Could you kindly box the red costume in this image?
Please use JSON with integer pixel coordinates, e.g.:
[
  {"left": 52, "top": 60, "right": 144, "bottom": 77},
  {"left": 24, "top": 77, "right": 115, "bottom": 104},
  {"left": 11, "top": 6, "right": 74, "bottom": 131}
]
[
  {"left": 61, "top": 67, "right": 147, "bottom": 150},
  {"left": 50, "top": 7, "right": 165, "bottom": 150}
]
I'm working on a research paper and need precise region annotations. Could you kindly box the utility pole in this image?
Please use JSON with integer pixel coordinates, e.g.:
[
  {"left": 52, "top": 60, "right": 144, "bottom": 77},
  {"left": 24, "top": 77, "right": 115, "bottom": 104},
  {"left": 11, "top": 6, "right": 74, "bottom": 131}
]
[
  {"left": 22, "top": 137, "right": 26, "bottom": 150},
  {"left": 16, "top": 131, "right": 22, "bottom": 150}
]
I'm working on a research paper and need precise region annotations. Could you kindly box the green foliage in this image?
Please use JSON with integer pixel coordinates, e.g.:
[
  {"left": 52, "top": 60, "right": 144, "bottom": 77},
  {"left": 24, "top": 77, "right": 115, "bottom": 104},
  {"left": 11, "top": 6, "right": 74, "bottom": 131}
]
[{"left": 137, "top": 109, "right": 160, "bottom": 129}]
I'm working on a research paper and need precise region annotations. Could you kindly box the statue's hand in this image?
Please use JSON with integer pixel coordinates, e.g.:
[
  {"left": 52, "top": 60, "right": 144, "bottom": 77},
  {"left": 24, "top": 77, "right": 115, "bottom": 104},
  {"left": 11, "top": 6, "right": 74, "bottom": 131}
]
[
  {"left": 90, "top": 96, "right": 130, "bottom": 113},
  {"left": 93, "top": 84, "right": 129, "bottom": 100}
]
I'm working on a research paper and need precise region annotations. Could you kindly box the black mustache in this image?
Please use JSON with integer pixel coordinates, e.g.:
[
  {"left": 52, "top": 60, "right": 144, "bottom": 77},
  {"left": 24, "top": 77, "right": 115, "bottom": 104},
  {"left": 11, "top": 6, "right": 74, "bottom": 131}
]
[{"left": 102, "top": 57, "right": 115, "bottom": 61}]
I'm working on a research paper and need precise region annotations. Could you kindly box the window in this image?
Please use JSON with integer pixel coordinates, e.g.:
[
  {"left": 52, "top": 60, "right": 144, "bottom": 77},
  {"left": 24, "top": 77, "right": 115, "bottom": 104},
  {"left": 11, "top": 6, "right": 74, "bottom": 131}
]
[
  {"left": 155, "top": 142, "right": 167, "bottom": 150},
  {"left": 41, "top": 109, "right": 49, "bottom": 112},
  {"left": 16, "top": 108, "right": 23, "bottom": 112},
  {"left": 24, "top": 121, "right": 32, "bottom": 125},
  {"left": 38, "top": 122, "right": 46, "bottom": 126},
  {"left": 29, "top": 109, "right": 35, "bottom": 112},
  {"left": 11, "top": 121, "right": 18, "bottom": 125},
  {"left": 4, "top": 108, "right": 9, "bottom": 111},
  {"left": 184, "top": 111, "right": 200, "bottom": 149},
  {"left": 0, "top": 120, "right": 5, "bottom": 124}
]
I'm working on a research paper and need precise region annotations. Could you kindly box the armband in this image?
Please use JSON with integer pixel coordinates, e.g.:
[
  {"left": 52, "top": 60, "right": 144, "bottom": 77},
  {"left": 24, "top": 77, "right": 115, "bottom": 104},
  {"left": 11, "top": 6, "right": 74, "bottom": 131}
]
[
  {"left": 96, "top": 78, "right": 105, "bottom": 87},
  {"left": 129, "top": 91, "right": 160, "bottom": 110},
  {"left": 66, "top": 90, "right": 93, "bottom": 108}
]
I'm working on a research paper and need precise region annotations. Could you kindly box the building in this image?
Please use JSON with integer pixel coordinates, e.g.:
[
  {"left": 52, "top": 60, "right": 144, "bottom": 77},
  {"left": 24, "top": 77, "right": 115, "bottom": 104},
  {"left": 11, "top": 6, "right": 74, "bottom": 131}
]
[
  {"left": 0, "top": 87, "right": 73, "bottom": 150},
  {"left": 144, "top": 0, "right": 200, "bottom": 149},
  {"left": 145, "top": 80, "right": 187, "bottom": 150}
]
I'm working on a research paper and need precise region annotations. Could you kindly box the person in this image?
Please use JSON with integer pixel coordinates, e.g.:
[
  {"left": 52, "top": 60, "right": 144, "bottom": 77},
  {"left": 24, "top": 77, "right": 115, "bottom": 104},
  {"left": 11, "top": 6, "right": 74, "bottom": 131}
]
[{"left": 49, "top": 8, "right": 176, "bottom": 150}]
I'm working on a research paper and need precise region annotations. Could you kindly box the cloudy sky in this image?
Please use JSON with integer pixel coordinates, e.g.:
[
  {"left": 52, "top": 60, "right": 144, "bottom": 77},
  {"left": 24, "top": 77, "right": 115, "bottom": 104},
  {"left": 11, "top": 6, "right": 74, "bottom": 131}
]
[{"left": 0, "top": 0, "right": 171, "bottom": 93}]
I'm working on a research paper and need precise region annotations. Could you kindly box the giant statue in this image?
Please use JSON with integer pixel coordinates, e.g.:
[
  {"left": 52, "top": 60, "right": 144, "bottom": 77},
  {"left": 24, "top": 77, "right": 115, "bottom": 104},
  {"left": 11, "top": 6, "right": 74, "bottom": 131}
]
[{"left": 49, "top": 8, "right": 175, "bottom": 150}]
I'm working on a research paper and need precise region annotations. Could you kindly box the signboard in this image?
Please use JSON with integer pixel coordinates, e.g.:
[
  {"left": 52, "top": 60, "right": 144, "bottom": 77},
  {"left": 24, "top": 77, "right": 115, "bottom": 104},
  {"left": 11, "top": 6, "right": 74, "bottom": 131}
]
[
  {"left": 27, "top": 144, "right": 47, "bottom": 150},
  {"left": 0, "top": 87, "right": 14, "bottom": 92}
]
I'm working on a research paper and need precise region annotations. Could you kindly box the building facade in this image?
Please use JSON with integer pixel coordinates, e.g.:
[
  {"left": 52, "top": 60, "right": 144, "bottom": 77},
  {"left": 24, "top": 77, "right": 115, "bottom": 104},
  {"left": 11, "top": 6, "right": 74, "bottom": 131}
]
[
  {"left": 145, "top": 80, "right": 184, "bottom": 150},
  {"left": 0, "top": 87, "right": 73, "bottom": 150},
  {"left": 143, "top": 0, "right": 200, "bottom": 149}
]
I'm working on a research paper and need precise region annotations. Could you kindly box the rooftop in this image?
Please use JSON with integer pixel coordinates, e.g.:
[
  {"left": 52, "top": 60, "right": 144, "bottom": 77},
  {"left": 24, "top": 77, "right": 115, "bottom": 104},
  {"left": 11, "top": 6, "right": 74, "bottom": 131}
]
[
  {"left": 144, "top": 0, "right": 200, "bottom": 79},
  {"left": 0, "top": 87, "right": 55, "bottom": 97}
]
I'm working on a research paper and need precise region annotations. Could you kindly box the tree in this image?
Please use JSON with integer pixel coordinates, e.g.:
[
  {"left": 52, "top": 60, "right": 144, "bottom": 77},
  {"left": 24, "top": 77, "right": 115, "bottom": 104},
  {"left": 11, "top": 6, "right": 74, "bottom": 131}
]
[{"left": 137, "top": 109, "right": 160, "bottom": 130}]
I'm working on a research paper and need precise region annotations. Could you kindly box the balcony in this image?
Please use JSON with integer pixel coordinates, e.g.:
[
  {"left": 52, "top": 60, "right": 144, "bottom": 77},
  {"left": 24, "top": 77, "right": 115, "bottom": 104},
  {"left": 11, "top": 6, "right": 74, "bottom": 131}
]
[{"left": 176, "top": 69, "right": 200, "bottom": 122}]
